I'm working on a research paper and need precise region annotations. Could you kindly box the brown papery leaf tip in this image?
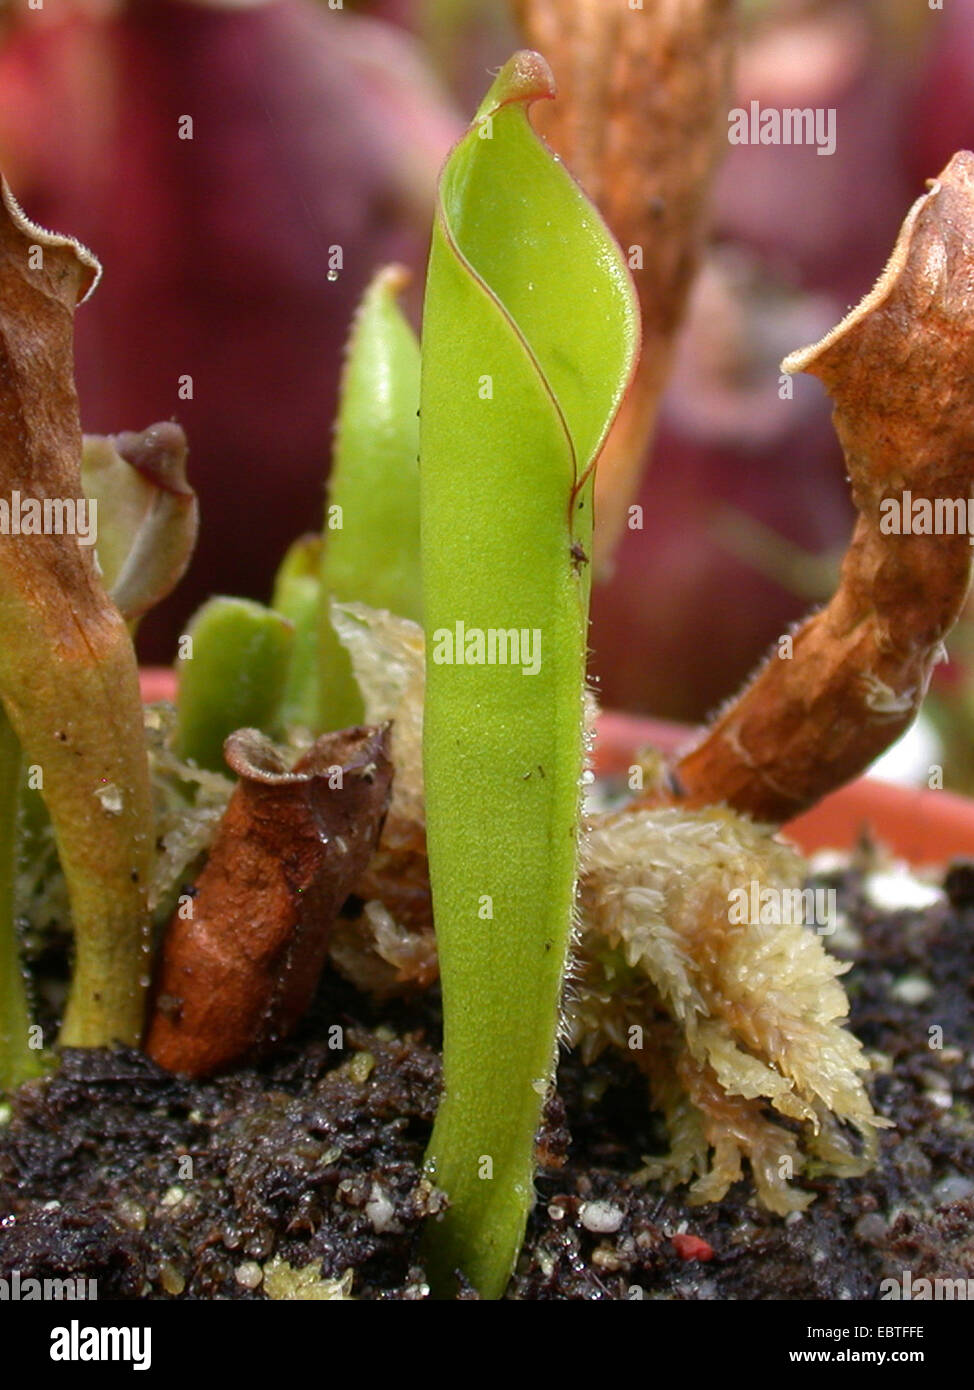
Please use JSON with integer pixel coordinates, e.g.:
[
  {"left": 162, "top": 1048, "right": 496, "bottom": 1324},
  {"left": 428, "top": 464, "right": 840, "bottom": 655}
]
[
  {"left": 783, "top": 150, "right": 974, "bottom": 383},
  {"left": 1, "top": 176, "right": 101, "bottom": 302},
  {"left": 113, "top": 422, "right": 193, "bottom": 497},
  {"left": 145, "top": 724, "right": 393, "bottom": 1077},
  {"left": 655, "top": 152, "right": 974, "bottom": 825},
  {"left": 493, "top": 50, "right": 556, "bottom": 110},
  {"left": 374, "top": 263, "right": 411, "bottom": 297}
]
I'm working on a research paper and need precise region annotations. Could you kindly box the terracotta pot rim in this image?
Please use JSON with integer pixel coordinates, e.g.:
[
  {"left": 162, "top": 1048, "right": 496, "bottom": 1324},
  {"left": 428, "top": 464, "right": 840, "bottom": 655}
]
[{"left": 594, "top": 710, "right": 974, "bottom": 866}]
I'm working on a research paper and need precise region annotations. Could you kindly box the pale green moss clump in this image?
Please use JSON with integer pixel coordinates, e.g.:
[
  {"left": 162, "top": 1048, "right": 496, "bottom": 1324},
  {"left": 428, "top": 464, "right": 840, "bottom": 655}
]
[{"left": 575, "top": 806, "right": 886, "bottom": 1214}]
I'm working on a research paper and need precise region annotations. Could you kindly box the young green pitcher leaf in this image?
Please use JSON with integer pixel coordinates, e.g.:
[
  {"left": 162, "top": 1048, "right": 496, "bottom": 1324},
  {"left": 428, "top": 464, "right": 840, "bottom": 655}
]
[
  {"left": 272, "top": 533, "right": 323, "bottom": 730},
  {"left": 419, "top": 52, "right": 639, "bottom": 1297},
  {"left": 318, "top": 264, "right": 422, "bottom": 731},
  {"left": 81, "top": 423, "right": 198, "bottom": 624},
  {"left": 176, "top": 598, "right": 294, "bottom": 773}
]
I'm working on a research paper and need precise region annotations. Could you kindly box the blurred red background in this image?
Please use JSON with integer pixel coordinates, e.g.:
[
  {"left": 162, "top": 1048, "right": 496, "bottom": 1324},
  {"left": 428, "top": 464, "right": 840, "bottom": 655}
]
[{"left": 1, "top": 0, "right": 971, "bottom": 738}]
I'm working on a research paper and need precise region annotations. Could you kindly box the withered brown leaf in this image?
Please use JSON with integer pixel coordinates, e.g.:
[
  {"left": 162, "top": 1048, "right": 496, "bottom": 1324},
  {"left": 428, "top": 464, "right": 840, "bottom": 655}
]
[
  {"left": 668, "top": 152, "right": 974, "bottom": 823},
  {"left": 146, "top": 723, "right": 393, "bottom": 1076},
  {"left": 0, "top": 178, "right": 154, "bottom": 1047}
]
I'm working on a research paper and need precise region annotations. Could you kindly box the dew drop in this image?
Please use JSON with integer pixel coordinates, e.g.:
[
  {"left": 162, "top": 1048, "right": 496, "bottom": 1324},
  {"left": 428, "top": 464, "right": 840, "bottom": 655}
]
[{"left": 95, "top": 783, "right": 124, "bottom": 815}]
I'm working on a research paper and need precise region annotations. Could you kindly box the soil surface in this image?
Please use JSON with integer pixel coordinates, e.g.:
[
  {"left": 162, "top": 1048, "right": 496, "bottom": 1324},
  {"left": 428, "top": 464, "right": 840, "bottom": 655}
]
[{"left": 2, "top": 857, "right": 973, "bottom": 1300}]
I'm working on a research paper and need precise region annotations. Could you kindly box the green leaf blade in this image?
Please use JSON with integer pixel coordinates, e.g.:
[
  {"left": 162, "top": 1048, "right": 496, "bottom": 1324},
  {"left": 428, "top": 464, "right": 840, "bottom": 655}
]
[
  {"left": 419, "top": 52, "right": 639, "bottom": 1298},
  {"left": 441, "top": 50, "right": 639, "bottom": 484},
  {"left": 176, "top": 598, "right": 294, "bottom": 773},
  {"left": 272, "top": 534, "right": 323, "bottom": 730},
  {"left": 318, "top": 265, "right": 423, "bottom": 731}
]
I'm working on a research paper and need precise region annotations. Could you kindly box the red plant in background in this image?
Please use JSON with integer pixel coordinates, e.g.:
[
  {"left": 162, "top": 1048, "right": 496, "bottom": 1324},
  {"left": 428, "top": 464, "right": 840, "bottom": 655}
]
[
  {"left": 0, "top": 0, "right": 460, "bottom": 660},
  {"left": 5, "top": 0, "right": 974, "bottom": 757},
  {"left": 591, "top": 0, "right": 942, "bottom": 722}
]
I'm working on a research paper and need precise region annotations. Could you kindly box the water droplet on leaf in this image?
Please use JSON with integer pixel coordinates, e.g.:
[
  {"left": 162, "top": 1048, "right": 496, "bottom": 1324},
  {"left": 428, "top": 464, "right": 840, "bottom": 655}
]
[{"left": 95, "top": 783, "right": 124, "bottom": 815}]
